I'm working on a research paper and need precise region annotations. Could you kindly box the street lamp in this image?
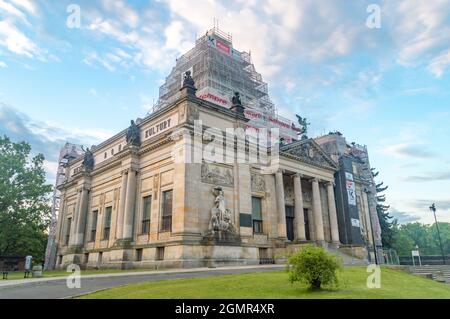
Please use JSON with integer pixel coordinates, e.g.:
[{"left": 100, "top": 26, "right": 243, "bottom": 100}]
[{"left": 429, "top": 203, "right": 446, "bottom": 265}]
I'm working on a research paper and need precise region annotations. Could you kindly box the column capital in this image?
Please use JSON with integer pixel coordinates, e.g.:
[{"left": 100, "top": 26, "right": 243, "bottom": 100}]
[
  {"left": 326, "top": 180, "right": 335, "bottom": 187},
  {"left": 293, "top": 173, "right": 304, "bottom": 179}
]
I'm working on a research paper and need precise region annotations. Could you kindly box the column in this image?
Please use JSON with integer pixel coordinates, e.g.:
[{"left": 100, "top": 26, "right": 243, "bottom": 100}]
[
  {"left": 312, "top": 178, "right": 325, "bottom": 242},
  {"left": 293, "top": 174, "right": 306, "bottom": 241},
  {"left": 116, "top": 169, "right": 128, "bottom": 239},
  {"left": 122, "top": 168, "right": 137, "bottom": 239},
  {"left": 275, "top": 170, "right": 287, "bottom": 238},
  {"left": 327, "top": 182, "right": 340, "bottom": 244},
  {"left": 69, "top": 189, "right": 81, "bottom": 245},
  {"left": 74, "top": 186, "right": 89, "bottom": 245}
]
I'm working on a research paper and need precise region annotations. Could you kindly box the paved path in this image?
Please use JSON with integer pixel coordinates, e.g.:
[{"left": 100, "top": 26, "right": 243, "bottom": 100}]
[{"left": 0, "top": 265, "right": 284, "bottom": 299}]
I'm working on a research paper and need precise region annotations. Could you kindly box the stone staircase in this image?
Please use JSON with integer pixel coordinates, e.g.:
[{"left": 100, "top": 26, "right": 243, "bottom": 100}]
[
  {"left": 407, "top": 265, "right": 450, "bottom": 284},
  {"left": 326, "top": 245, "right": 369, "bottom": 266}
]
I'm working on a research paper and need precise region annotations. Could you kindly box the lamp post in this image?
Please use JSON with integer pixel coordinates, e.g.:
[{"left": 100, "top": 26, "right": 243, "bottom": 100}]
[{"left": 429, "top": 203, "right": 446, "bottom": 265}]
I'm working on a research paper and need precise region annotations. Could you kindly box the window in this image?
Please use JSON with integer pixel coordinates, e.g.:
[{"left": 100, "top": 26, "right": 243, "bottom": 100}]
[
  {"left": 65, "top": 217, "right": 72, "bottom": 245},
  {"left": 141, "top": 196, "right": 152, "bottom": 234},
  {"left": 83, "top": 253, "right": 89, "bottom": 264},
  {"left": 252, "top": 197, "right": 263, "bottom": 234},
  {"left": 118, "top": 144, "right": 122, "bottom": 151},
  {"left": 136, "top": 249, "right": 143, "bottom": 261},
  {"left": 156, "top": 247, "right": 165, "bottom": 260},
  {"left": 103, "top": 207, "right": 112, "bottom": 240},
  {"left": 104, "top": 152, "right": 107, "bottom": 159},
  {"left": 160, "top": 190, "right": 173, "bottom": 232},
  {"left": 111, "top": 148, "right": 114, "bottom": 155},
  {"left": 91, "top": 210, "right": 98, "bottom": 242}
]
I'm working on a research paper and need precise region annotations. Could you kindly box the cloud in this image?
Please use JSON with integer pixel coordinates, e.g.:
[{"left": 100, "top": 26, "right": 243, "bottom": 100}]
[
  {"left": 428, "top": 48, "right": 450, "bottom": 77},
  {"left": 383, "top": 0, "right": 450, "bottom": 77},
  {"left": 381, "top": 143, "right": 436, "bottom": 159},
  {"left": 9, "top": 0, "right": 37, "bottom": 16},
  {"left": 402, "top": 171, "right": 450, "bottom": 182},
  {"left": 0, "top": 103, "right": 111, "bottom": 181},
  {"left": 0, "top": 61, "right": 7, "bottom": 68},
  {"left": 0, "top": 19, "right": 39, "bottom": 57},
  {"left": 390, "top": 209, "right": 421, "bottom": 224},
  {"left": 413, "top": 199, "right": 450, "bottom": 211}
]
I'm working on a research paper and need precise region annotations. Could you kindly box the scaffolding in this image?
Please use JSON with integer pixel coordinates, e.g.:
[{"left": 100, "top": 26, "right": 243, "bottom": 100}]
[
  {"left": 44, "top": 143, "right": 84, "bottom": 270},
  {"left": 152, "top": 26, "right": 276, "bottom": 115}
]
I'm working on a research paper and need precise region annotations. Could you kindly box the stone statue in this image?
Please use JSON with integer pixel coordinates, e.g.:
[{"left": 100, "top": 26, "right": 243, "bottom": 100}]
[
  {"left": 296, "top": 114, "right": 310, "bottom": 140},
  {"left": 126, "top": 120, "right": 141, "bottom": 146},
  {"left": 231, "top": 92, "right": 242, "bottom": 106},
  {"left": 81, "top": 146, "right": 94, "bottom": 171},
  {"left": 209, "top": 186, "right": 235, "bottom": 234},
  {"left": 230, "top": 92, "right": 245, "bottom": 115},
  {"left": 182, "top": 70, "right": 195, "bottom": 88}
]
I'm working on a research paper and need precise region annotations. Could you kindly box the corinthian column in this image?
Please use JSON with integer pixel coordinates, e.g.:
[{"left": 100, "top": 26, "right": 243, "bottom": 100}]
[
  {"left": 312, "top": 178, "right": 325, "bottom": 242},
  {"left": 293, "top": 174, "right": 306, "bottom": 241},
  {"left": 327, "top": 182, "right": 340, "bottom": 244},
  {"left": 116, "top": 169, "right": 128, "bottom": 239},
  {"left": 122, "top": 168, "right": 138, "bottom": 239},
  {"left": 275, "top": 170, "right": 287, "bottom": 239}
]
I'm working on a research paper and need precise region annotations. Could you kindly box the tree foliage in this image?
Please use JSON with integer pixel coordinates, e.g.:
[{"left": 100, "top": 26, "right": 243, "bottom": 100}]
[
  {"left": 392, "top": 222, "right": 450, "bottom": 256},
  {"left": 371, "top": 168, "right": 396, "bottom": 248},
  {"left": 0, "top": 136, "right": 52, "bottom": 260},
  {"left": 286, "top": 245, "right": 342, "bottom": 289}
]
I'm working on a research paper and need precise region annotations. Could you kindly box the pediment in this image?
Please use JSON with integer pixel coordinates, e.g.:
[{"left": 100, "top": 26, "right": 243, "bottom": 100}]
[{"left": 280, "top": 139, "right": 338, "bottom": 170}]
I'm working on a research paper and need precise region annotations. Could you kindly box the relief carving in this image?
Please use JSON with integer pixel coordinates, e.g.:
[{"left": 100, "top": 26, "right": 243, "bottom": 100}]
[
  {"left": 201, "top": 163, "right": 234, "bottom": 187},
  {"left": 251, "top": 174, "right": 265, "bottom": 192},
  {"left": 282, "top": 140, "right": 335, "bottom": 168}
]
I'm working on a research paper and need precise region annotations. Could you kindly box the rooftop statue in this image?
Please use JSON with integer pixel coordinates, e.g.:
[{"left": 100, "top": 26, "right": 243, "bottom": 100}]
[
  {"left": 126, "top": 120, "right": 141, "bottom": 146},
  {"left": 81, "top": 146, "right": 94, "bottom": 171},
  {"left": 182, "top": 70, "right": 195, "bottom": 88},
  {"left": 296, "top": 114, "right": 310, "bottom": 140},
  {"left": 231, "top": 92, "right": 242, "bottom": 106}
]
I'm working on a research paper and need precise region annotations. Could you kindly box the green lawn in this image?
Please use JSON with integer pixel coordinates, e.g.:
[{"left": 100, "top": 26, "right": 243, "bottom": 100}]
[
  {"left": 2, "top": 268, "right": 157, "bottom": 280},
  {"left": 80, "top": 267, "right": 450, "bottom": 299}
]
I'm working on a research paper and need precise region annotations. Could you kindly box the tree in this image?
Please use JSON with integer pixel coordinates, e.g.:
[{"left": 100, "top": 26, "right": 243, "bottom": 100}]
[
  {"left": 391, "top": 222, "right": 450, "bottom": 256},
  {"left": 286, "top": 245, "right": 342, "bottom": 289},
  {"left": 371, "top": 169, "right": 396, "bottom": 248},
  {"left": 0, "top": 136, "right": 52, "bottom": 261}
]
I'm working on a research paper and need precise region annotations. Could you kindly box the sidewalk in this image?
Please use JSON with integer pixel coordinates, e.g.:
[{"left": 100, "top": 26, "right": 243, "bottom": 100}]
[{"left": 0, "top": 264, "right": 285, "bottom": 289}]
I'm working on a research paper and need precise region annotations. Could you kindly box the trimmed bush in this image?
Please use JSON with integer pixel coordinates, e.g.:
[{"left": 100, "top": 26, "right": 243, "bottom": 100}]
[{"left": 287, "top": 245, "right": 342, "bottom": 289}]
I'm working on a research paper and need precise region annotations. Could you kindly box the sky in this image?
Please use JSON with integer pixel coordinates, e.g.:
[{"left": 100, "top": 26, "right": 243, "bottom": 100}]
[{"left": 0, "top": 0, "right": 449, "bottom": 225}]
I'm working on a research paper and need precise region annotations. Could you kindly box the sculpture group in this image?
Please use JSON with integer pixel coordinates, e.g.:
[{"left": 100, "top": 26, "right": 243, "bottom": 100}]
[{"left": 208, "top": 186, "right": 236, "bottom": 235}]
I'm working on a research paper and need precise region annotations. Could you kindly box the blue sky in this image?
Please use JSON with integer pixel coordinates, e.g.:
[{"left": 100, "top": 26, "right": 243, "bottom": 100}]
[{"left": 0, "top": 0, "right": 449, "bottom": 224}]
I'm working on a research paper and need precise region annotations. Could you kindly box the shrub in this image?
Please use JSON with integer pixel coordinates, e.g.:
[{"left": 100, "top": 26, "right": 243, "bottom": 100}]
[{"left": 286, "top": 245, "right": 342, "bottom": 289}]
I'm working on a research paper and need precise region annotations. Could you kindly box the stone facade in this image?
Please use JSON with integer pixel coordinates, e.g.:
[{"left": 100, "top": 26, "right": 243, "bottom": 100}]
[{"left": 54, "top": 89, "right": 360, "bottom": 270}]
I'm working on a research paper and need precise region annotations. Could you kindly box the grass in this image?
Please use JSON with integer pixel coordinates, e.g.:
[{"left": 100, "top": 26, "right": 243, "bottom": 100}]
[
  {"left": 2, "top": 268, "right": 157, "bottom": 281},
  {"left": 80, "top": 267, "right": 450, "bottom": 299}
]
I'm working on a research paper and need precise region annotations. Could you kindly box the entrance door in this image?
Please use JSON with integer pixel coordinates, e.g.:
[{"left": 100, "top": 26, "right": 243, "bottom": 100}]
[
  {"left": 304, "top": 208, "right": 310, "bottom": 240},
  {"left": 285, "top": 206, "right": 295, "bottom": 241}
]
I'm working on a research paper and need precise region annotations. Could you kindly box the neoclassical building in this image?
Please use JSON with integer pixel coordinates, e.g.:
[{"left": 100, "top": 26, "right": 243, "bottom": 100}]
[
  {"left": 54, "top": 28, "right": 377, "bottom": 269},
  {"left": 54, "top": 77, "right": 371, "bottom": 269}
]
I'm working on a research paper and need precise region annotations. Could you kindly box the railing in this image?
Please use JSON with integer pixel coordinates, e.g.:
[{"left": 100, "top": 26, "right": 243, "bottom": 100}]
[{"left": 259, "top": 258, "right": 275, "bottom": 265}]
